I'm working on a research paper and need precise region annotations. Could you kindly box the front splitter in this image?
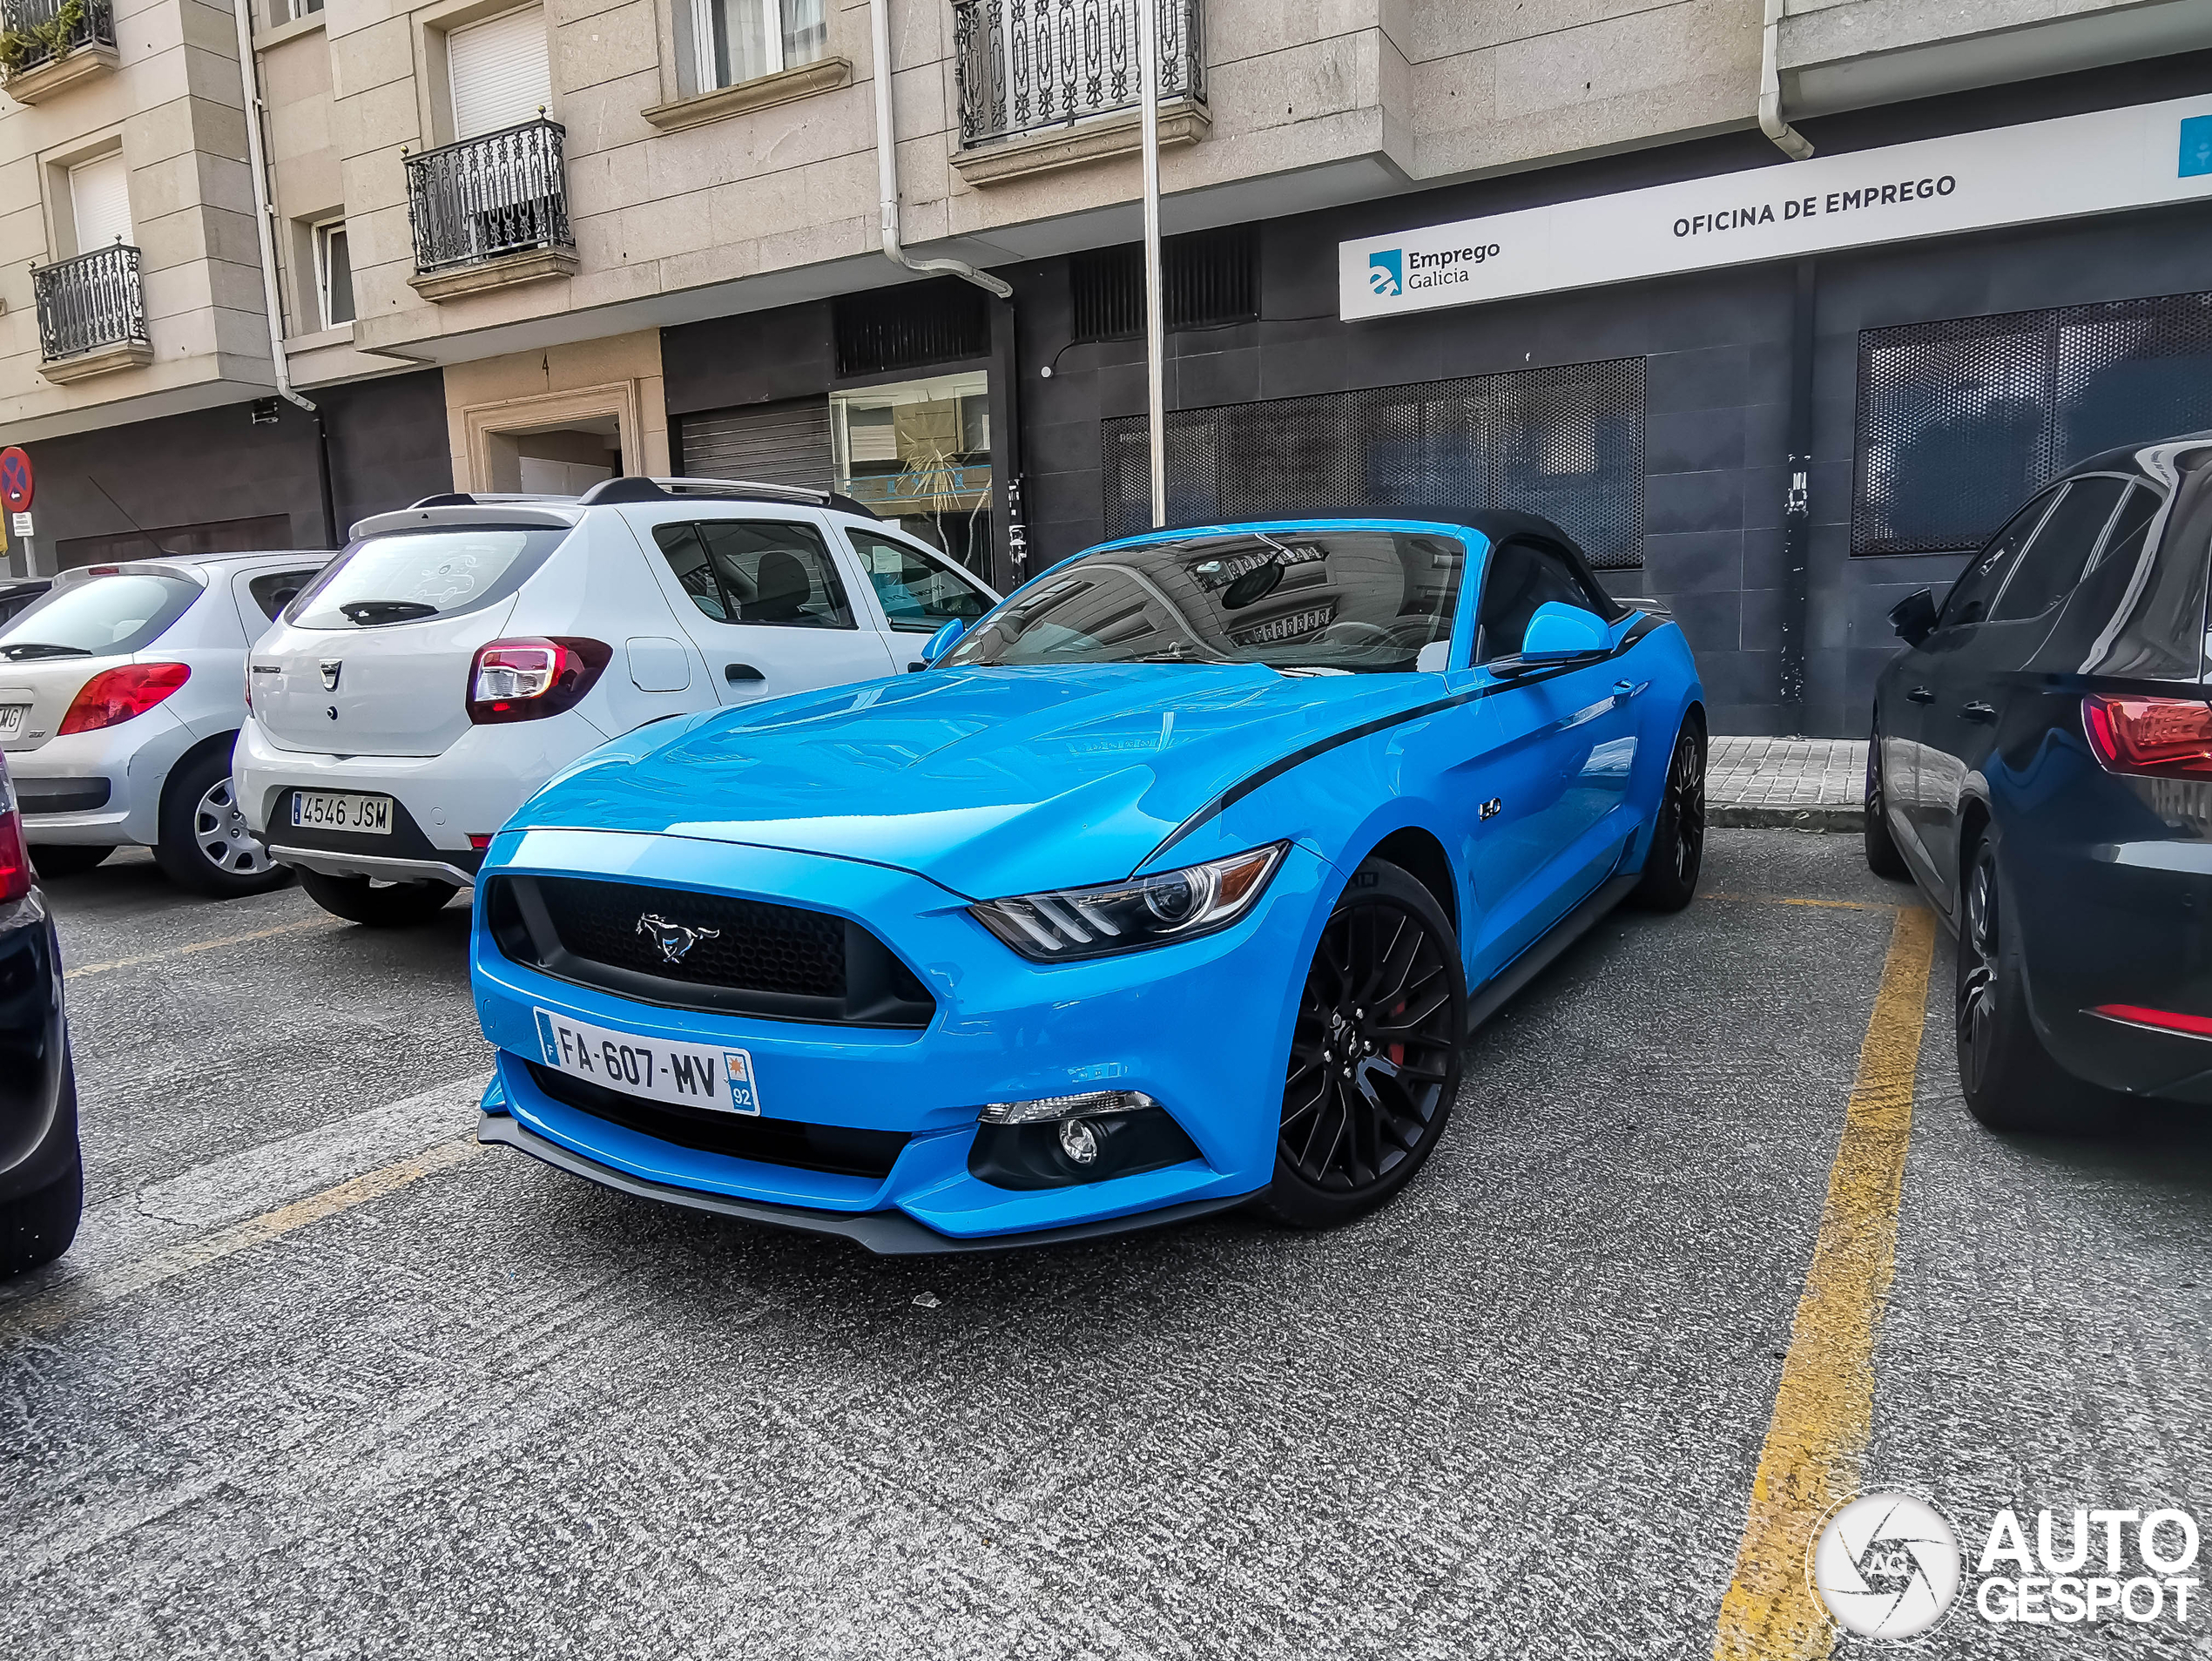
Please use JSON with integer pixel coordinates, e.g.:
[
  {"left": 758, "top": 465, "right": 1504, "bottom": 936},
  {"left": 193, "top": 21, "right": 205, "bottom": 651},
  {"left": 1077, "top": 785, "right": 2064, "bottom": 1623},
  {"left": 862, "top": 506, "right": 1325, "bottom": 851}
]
[{"left": 477, "top": 1111, "right": 1256, "bottom": 1255}]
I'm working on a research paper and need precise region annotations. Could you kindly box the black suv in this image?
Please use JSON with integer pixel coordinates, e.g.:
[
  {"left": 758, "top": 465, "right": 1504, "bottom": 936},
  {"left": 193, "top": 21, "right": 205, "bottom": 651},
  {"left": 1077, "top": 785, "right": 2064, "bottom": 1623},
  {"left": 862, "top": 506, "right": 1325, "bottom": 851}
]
[
  {"left": 1869, "top": 435, "right": 2212, "bottom": 1131},
  {"left": 0, "top": 750, "right": 80, "bottom": 1274}
]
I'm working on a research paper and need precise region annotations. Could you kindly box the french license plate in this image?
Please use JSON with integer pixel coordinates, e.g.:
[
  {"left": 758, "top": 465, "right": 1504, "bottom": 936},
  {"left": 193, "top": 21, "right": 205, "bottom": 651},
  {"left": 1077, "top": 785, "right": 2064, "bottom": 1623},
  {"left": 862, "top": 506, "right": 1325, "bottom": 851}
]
[
  {"left": 531, "top": 1008, "right": 761, "bottom": 1116},
  {"left": 291, "top": 789, "right": 392, "bottom": 834},
  {"left": 0, "top": 705, "right": 24, "bottom": 739}
]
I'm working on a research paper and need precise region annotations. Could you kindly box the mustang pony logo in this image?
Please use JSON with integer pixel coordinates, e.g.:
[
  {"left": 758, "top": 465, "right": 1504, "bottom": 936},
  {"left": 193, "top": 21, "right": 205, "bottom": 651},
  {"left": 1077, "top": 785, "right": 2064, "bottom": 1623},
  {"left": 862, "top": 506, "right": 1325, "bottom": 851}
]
[{"left": 637, "top": 913, "right": 720, "bottom": 964}]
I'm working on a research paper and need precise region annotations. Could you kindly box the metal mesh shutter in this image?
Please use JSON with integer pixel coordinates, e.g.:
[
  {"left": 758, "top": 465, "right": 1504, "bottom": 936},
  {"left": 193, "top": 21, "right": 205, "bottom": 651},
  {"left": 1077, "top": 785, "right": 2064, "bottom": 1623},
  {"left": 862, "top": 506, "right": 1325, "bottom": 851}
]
[
  {"left": 833, "top": 280, "right": 991, "bottom": 378},
  {"left": 678, "top": 398, "right": 833, "bottom": 491},
  {"left": 1103, "top": 357, "right": 1646, "bottom": 568},
  {"left": 1070, "top": 226, "right": 1258, "bottom": 342},
  {"left": 1854, "top": 291, "right": 2212, "bottom": 555}
]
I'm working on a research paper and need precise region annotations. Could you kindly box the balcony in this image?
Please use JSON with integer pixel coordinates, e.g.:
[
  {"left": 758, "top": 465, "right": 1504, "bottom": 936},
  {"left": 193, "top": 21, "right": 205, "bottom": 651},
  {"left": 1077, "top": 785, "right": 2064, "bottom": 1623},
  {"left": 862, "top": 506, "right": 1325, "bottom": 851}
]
[
  {"left": 402, "top": 118, "right": 578, "bottom": 302},
  {"left": 0, "top": 0, "right": 118, "bottom": 104},
  {"left": 33, "top": 244, "right": 152, "bottom": 382},
  {"left": 951, "top": 0, "right": 1207, "bottom": 187}
]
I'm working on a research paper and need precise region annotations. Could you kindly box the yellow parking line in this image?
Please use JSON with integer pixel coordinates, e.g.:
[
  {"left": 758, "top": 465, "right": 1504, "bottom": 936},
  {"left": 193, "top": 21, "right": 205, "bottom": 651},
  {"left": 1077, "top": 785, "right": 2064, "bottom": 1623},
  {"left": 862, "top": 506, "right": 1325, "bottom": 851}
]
[
  {"left": 1702, "top": 891, "right": 1900, "bottom": 913},
  {"left": 1713, "top": 904, "right": 1938, "bottom": 1660},
  {"left": 68, "top": 915, "right": 341, "bottom": 978},
  {"left": 2, "top": 1138, "right": 481, "bottom": 1337}
]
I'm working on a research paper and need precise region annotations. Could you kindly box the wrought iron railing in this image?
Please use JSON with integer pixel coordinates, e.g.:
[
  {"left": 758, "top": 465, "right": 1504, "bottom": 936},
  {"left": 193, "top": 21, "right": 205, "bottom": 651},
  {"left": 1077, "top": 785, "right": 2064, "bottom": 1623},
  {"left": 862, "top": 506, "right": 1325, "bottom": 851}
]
[
  {"left": 402, "top": 118, "right": 573, "bottom": 275},
  {"left": 952, "top": 0, "right": 1203, "bottom": 150},
  {"left": 0, "top": 0, "right": 117, "bottom": 78},
  {"left": 32, "top": 242, "right": 147, "bottom": 363}
]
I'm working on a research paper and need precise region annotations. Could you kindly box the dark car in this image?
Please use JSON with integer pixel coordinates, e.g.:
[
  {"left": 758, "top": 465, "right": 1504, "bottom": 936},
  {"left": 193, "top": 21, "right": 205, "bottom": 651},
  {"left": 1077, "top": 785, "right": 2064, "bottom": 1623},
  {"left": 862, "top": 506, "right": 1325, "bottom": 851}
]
[
  {"left": 0, "top": 579, "right": 51, "bottom": 629},
  {"left": 0, "top": 749, "right": 80, "bottom": 1275},
  {"left": 1866, "top": 434, "right": 2212, "bottom": 1131}
]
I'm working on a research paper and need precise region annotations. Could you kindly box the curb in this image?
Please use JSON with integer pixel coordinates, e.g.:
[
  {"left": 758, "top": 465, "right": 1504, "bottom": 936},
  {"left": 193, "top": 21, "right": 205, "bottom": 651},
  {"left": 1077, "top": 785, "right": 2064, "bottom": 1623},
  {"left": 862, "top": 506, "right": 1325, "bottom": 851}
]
[{"left": 1710, "top": 803, "right": 1865, "bottom": 832}]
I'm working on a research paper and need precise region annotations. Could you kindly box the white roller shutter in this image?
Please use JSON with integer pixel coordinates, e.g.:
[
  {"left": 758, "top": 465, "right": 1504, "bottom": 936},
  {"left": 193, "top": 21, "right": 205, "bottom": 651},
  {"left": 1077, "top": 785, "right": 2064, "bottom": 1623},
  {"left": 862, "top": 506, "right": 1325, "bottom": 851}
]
[
  {"left": 69, "top": 153, "right": 132, "bottom": 253},
  {"left": 448, "top": 5, "right": 552, "bottom": 139}
]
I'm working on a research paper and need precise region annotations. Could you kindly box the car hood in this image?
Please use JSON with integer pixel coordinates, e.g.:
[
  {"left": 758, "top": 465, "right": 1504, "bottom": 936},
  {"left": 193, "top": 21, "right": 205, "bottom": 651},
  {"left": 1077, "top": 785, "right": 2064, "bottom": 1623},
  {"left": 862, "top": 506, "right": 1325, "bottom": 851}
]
[{"left": 510, "top": 665, "right": 1440, "bottom": 898}]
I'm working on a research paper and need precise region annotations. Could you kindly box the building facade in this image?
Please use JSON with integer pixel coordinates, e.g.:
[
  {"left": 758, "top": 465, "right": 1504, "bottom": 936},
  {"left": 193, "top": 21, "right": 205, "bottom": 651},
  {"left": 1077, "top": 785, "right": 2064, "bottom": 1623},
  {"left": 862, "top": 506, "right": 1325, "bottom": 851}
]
[{"left": 5, "top": 0, "right": 2212, "bottom": 734}]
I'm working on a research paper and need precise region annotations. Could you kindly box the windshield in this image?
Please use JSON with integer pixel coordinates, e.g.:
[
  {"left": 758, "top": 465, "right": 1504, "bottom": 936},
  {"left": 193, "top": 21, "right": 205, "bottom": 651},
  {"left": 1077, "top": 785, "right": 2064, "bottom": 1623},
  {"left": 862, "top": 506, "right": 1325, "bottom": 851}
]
[
  {"left": 288, "top": 526, "right": 570, "bottom": 629},
  {"left": 942, "top": 530, "right": 1466, "bottom": 672},
  {"left": 0, "top": 571, "right": 201, "bottom": 660}
]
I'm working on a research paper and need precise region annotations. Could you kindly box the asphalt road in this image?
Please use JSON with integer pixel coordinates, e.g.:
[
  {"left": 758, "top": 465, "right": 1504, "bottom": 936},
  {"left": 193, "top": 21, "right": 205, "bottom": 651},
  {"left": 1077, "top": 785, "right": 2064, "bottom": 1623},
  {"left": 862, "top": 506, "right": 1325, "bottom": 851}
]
[{"left": 3, "top": 833, "right": 2208, "bottom": 1658}]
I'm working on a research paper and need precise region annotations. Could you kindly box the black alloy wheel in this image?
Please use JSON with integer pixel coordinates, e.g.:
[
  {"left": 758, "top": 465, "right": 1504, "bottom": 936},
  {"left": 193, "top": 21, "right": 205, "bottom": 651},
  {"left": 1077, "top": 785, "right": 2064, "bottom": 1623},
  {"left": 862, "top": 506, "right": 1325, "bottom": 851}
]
[
  {"left": 1954, "top": 836, "right": 2119, "bottom": 1135},
  {"left": 1864, "top": 721, "right": 1909, "bottom": 880},
  {"left": 1629, "top": 718, "right": 1706, "bottom": 912},
  {"left": 1256, "top": 860, "right": 1466, "bottom": 1228}
]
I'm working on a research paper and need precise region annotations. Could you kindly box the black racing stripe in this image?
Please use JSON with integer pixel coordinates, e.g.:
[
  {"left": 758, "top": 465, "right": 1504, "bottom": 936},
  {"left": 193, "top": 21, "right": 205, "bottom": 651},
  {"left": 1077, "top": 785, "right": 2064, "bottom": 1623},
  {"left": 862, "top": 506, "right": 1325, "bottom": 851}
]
[{"left": 1140, "top": 616, "right": 1665, "bottom": 868}]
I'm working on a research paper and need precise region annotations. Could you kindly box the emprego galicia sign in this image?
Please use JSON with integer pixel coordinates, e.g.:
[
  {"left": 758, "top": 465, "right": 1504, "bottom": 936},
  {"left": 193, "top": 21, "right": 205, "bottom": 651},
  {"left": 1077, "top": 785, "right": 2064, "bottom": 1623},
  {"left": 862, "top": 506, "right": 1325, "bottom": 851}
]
[{"left": 1341, "top": 94, "right": 2212, "bottom": 321}]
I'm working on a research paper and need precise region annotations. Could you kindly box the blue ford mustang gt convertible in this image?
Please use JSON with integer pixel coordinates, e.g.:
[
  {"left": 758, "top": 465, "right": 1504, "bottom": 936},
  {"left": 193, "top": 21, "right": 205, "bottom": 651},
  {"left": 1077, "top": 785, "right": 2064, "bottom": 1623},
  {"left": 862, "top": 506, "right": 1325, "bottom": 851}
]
[{"left": 469, "top": 511, "right": 1706, "bottom": 1252}]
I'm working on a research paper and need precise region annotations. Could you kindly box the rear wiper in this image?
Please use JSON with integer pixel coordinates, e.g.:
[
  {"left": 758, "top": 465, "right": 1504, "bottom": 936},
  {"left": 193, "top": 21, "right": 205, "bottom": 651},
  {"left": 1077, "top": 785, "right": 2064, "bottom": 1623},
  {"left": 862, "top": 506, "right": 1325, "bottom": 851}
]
[
  {"left": 341, "top": 600, "right": 438, "bottom": 625},
  {"left": 0, "top": 642, "right": 91, "bottom": 660}
]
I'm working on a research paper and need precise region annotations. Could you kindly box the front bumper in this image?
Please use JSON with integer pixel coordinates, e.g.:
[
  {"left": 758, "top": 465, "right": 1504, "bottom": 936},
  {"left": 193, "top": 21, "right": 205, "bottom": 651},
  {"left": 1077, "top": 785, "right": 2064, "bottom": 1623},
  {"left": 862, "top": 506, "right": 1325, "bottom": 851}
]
[
  {"left": 5, "top": 711, "right": 197, "bottom": 847},
  {"left": 469, "top": 827, "right": 1333, "bottom": 1246},
  {"left": 236, "top": 712, "right": 606, "bottom": 884}
]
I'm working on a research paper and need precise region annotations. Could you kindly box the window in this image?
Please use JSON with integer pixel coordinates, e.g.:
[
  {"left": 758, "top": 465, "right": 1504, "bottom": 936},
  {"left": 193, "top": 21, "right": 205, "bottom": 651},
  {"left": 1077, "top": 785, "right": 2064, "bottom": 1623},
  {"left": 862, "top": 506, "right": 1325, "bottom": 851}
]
[
  {"left": 314, "top": 219, "right": 354, "bottom": 328},
  {"left": 1475, "top": 541, "right": 1611, "bottom": 662},
  {"left": 2092, "top": 483, "right": 2162, "bottom": 576},
  {"left": 678, "top": 0, "right": 826, "bottom": 95},
  {"left": 651, "top": 520, "right": 853, "bottom": 628},
  {"left": 829, "top": 371, "right": 992, "bottom": 572},
  {"left": 277, "top": 0, "right": 324, "bottom": 24},
  {"left": 1103, "top": 358, "right": 1647, "bottom": 570},
  {"left": 1938, "top": 488, "right": 2059, "bottom": 630},
  {"left": 1854, "top": 292, "right": 2212, "bottom": 555},
  {"left": 0, "top": 573, "right": 201, "bottom": 661},
  {"left": 1988, "top": 476, "right": 2128, "bottom": 624},
  {"left": 291, "top": 527, "right": 571, "bottom": 629},
  {"left": 447, "top": 5, "right": 552, "bottom": 138},
  {"left": 942, "top": 531, "right": 1462, "bottom": 673},
  {"left": 248, "top": 569, "right": 324, "bottom": 623},
  {"left": 67, "top": 152, "right": 132, "bottom": 254},
  {"left": 848, "top": 530, "right": 991, "bottom": 632}
]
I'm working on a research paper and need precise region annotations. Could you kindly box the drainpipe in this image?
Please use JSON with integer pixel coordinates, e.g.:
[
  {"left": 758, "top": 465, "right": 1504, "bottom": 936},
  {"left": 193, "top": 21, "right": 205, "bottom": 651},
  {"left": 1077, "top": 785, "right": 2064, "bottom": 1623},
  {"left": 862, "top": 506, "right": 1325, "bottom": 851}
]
[
  {"left": 1759, "top": 0, "right": 1814, "bottom": 160},
  {"left": 867, "top": 0, "right": 1010, "bottom": 299},
  {"left": 230, "top": 0, "right": 334, "bottom": 544}
]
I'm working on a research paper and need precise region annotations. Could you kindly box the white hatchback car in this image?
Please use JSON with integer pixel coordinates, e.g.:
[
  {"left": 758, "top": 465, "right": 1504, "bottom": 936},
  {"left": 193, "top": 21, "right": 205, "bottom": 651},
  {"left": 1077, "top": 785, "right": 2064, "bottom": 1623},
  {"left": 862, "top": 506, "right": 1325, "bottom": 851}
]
[
  {"left": 0, "top": 551, "right": 331, "bottom": 895},
  {"left": 237, "top": 477, "right": 1000, "bottom": 927}
]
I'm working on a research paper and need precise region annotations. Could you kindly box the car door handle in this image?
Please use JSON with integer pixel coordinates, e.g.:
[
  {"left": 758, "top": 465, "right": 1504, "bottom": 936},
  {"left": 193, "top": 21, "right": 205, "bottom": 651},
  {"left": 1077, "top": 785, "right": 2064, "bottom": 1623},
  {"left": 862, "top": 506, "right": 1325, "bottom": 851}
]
[
  {"left": 1906, "top": 686, "right": 1934, "bottom": 703},
  {"left": 1612, "top": 679, "right": 1636, "bottom": 699},
  {"left": 724, "top": 663, "right": 765, "bottom": 684},
  {"left": 1961, "top": 700, "right": 1998, "bottom": 723}
]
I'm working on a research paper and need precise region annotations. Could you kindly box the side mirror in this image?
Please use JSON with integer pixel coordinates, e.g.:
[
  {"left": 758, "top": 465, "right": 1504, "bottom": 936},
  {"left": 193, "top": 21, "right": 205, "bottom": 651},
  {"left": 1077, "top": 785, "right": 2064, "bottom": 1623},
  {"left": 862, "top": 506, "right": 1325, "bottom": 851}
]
[
  {"left": 1889, "top": 588, "right": 1939, "bottom": 646},
  {"left": 1519, "top": 602, "right": 1610, "bottom": 663},
  {"left": 1414, "top": 640, "right": 1453, "bottom": 674},
  {"left": 921, "top": 617, "right": 967, "bottom": 665}
]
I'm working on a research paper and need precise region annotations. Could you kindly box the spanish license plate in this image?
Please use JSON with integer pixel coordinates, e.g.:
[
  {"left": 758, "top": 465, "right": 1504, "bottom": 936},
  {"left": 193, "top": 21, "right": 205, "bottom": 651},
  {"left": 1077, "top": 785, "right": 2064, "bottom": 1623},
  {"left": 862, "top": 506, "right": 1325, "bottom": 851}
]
[
  {"left": 0, "top": 706, "right": 24, "bottom": 739},
  {"left": 531, "top": 1008, "right": 761, "bottom": 1116},
  {"left": 291, "top": 789, "right": 392, "bottom": 834}
]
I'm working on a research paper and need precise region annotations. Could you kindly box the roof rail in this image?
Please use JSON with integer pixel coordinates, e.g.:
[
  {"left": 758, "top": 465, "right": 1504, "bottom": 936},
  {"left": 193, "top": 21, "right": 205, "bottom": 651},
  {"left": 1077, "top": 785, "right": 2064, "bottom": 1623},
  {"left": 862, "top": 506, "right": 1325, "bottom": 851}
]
[
  {"left": 401, "top": 491, "right": 580, "bottom": 510},
  {"left": 573, "top": 476, "right": 881, "bottom": 519}
]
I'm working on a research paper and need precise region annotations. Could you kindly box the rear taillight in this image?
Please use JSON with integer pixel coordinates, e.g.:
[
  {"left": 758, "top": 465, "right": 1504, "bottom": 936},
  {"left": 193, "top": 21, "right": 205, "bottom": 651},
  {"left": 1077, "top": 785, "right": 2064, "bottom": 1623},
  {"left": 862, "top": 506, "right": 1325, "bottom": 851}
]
[
  {"left": 58, "top": 663, "right": 192, "bottom": 736},
  {"left": 466, "top": 637, "right": 611, "bottom": 725},
  {"left": 2083, "top": 694, "right": 2212, "bottom": 780},
  {"left": 0, "top": 778, "right": 28, "bottom": 903}
]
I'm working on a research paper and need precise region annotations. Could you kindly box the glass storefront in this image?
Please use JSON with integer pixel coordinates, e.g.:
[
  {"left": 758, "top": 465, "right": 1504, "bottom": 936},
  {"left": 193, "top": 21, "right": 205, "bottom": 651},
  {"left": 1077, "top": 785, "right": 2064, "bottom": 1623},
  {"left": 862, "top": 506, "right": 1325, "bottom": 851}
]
[{"left": 830, "top": 372, "right": 993, "bottom": 575}]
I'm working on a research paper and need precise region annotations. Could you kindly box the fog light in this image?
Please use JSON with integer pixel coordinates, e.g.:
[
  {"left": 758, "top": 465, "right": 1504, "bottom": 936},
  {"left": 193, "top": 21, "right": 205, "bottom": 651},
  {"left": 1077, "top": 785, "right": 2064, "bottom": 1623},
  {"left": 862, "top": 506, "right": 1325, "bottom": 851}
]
[
  {"left": 980, "top": 1089, "right": 1158, "bottom": 1125},
  {"left": 1058, "top": 1118, "right": 1100, "bottom": 1165}
]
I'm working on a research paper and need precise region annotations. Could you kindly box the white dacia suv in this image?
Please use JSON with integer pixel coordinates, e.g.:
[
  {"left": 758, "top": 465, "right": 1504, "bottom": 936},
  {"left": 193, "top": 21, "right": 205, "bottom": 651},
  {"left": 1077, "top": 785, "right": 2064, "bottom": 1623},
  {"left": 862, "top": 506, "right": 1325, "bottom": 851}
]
[{"left": 235, "top": 477, "right": 999, "bottom": 926}]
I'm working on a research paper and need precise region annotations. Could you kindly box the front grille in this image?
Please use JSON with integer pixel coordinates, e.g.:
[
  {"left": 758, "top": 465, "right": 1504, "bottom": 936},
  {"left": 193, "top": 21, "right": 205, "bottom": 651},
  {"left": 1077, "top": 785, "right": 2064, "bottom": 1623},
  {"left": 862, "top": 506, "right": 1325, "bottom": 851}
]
[
  {"left": 537, "top": 875, "right": 845, "bottom": 998},
  {"left": 486, "top": 874, "right": 935, "bottom": 1029},
  {"left": 527, "top": 1063, "right": 908, "bottom": 1179}
]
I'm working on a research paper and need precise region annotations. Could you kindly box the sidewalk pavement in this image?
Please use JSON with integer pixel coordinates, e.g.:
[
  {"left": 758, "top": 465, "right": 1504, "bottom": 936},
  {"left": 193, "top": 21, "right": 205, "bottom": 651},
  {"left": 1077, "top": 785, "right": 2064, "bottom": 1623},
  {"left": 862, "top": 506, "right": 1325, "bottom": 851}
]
[{"left": 1707, "top": 737, "right": 1866, "bottom": 831}]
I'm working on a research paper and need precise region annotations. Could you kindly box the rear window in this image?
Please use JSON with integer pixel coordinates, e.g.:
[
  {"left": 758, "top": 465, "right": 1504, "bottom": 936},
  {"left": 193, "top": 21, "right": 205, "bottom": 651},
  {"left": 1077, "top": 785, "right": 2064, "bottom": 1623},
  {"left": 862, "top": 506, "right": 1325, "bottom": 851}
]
[
  {"left": 287, "top": 526, "right": 570, "bottom": 630},
  {"left": 0, "top": 571, "right": 201, "bottom": 661}
]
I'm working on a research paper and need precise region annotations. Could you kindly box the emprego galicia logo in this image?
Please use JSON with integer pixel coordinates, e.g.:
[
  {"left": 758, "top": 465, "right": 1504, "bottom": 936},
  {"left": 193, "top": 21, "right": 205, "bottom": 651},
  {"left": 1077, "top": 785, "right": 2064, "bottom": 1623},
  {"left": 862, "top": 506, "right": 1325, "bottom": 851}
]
[
  {"left": 1367, "top": 248, "right": 1402, "bottom": 296},
  {"left": 1811, "top": 1493, "right": 1963, "bottom": 1640}
]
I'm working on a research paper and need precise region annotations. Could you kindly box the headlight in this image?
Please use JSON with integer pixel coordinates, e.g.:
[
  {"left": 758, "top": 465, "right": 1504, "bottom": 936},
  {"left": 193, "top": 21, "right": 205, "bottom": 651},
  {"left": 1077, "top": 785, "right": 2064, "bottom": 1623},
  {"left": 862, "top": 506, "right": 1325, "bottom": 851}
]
[{"left": 970, "top": 843, "right": 1286, "bottom": 961}]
